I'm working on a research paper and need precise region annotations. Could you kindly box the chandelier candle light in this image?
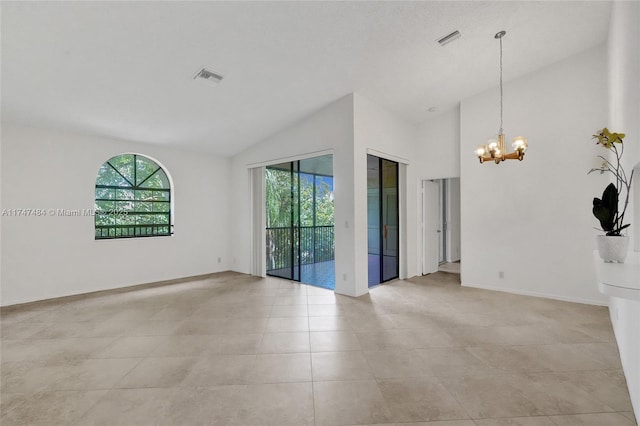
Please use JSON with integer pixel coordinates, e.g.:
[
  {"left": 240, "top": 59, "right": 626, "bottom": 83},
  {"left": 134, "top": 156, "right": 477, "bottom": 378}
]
[{"left": 475, "top": 31, "right": 528, "bottom": 164}]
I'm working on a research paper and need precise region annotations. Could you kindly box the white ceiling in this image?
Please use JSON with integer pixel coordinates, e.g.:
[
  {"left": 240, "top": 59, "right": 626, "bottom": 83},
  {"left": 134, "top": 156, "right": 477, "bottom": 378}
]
[{"left": 1, "top": 1, "right": 611, "bottom": 157}]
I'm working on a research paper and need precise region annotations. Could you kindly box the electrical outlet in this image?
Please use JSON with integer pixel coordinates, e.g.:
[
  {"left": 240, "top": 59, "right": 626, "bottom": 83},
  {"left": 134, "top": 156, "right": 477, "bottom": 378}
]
[
  {"left": 498, "top": 271, "right": 504, "bottom": 279},
  {"left": 217, "top": 257, "right": 222, "bottom": 263},
  {"left": 343, "top": 273, "right": 347, "bottom": 281}
]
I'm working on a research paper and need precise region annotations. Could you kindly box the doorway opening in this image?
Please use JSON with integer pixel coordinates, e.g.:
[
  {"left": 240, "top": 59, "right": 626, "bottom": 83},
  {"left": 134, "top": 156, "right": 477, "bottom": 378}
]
[
  {"left": 265, "top": 155, "right": 335, "bottom": 289},
  {"left": 367, "top": 155, "right": 399, "bottom": 287},
  {"left": 422, "top": 178, "right": 460, "bottom": 275}
]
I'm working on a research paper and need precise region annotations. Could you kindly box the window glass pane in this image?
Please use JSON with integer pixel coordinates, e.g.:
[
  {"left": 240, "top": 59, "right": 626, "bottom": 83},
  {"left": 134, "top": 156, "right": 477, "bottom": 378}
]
[
  {"left": 137, "top": 202, "right": 153, "bottom": 213},
  {"left": 153, "top": 202, "right": 170, "bottom": 213},
  {"left": 155, "top": 214, "right": 170, "bottom": 224},
  {"left": 136, "top": 157, "right": 160, "bottom": 186},
  {"left": 95, "top": 200, "right": 115, "bottom": 211},
  {"left": 115, "top": 201, "right": 135, "bottom": 212},
  {"left": 96, "top": 164, "right": 130, "bottom": 187},
  {"left": 115, "top": 189, "right": 135, "bottom": 200},
  {"left": 109, "top": 155, "right": 135, "bottom": 185},
  {"left": 95, "top": 187, "right": 115, "bottom": 200},
  {"left": 139, "top": 171, "right": 169, "bottom": 189}
]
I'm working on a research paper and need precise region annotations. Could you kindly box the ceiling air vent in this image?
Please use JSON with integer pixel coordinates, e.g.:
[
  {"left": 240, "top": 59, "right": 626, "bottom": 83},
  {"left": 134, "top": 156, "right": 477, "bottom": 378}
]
[
  {"left": 436, "top": 30, "right": 461, "bottom": 46},
  {"left": 193, "top": 67, "right": 224, "bottom": 86}
]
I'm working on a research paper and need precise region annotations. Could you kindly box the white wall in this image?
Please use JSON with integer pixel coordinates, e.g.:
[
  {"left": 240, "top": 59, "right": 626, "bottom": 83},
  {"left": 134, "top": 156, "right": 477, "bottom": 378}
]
[
  {"left": 1, "top": 124, "right": 230, "bottom": 306},
  {"left": 416, "top": 107, "right": 461, "bottom": 179},
  {"left": 607, "top": 1, "right": 640, "bottom": 420},
  {"left": 608, "top": 0, "right": 640, "bottom": 252},
  {"left": 460, "top": 45, "right": 609, "bottom": 305}
]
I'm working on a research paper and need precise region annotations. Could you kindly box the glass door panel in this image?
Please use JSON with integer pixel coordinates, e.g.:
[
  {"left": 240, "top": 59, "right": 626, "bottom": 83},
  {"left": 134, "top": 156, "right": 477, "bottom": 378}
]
[
  {"left": 381, "top": 158, "right": 399, "bottom": 282},
  {"left": 367, "top": 155, "right": 399, "bottom": 287},
  {"left": 367, "top": 155, "right": 381, "bottom": 287},
  {"left": 265, "top": 161, "right": 300, "bottom": 281}
]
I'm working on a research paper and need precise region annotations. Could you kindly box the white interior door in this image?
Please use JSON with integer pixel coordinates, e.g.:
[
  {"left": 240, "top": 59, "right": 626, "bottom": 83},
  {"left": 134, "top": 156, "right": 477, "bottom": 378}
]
[{"left": 422, "top": 180, "right": 440, "bottom": 274}]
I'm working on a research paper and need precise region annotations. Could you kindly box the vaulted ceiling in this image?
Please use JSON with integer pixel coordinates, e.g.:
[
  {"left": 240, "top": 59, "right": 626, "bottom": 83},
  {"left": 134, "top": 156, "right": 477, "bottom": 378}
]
[{"left": 1, "top": 1, "right": 611, "bottom": 156}]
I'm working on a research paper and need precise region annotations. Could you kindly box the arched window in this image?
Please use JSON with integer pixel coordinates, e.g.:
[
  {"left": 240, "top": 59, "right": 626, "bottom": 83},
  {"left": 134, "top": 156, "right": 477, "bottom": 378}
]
[{"left": 95, "top": 154, "right": 172, "bottom": 239}]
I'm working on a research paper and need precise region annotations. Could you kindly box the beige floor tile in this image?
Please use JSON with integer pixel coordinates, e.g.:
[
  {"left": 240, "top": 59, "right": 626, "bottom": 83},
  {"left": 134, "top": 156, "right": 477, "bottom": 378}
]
[
  {"left": 519, "top": 372, "right": 616, "bottom": 415},
  {"left": 551, "top": 369, "right": 633, "bottom": 412},
  {"left": 234, "top": 382, "right": 315, "bottom": 426},
  {"left": 474, "top": 417, "right": 556, "bottom": 425},
  {"left": 548, "top": 412, "right": 636, "bottom": 425},
  {"left": 117, "top": 356, "right": 195, "bottom": 388},
  {"left": 377, "top": 378, "right": 469, "bottom": 422},
  {"left": 416, "top": 348, "right": 494, "bottom": 376},
  {"left": 572, "top": 342, "right": 624, "bottom": 369},
  {"left": 399, "top": 421, "right": 476, "bottom": 426},
  {"left": 126, "top": 320, "right": 184, "bottom": 336},
  {"left": 206, "top": 333, "right": 263, "bottom": 355},
  {"left": 150, "top": 335, "right": 211, "bottom": 357},
  {"left": 273, "top": 295, "right": 308, "bottom": 305},
  {"left": 1, "top": 320, "right": 50, "bottom": 340},
  {"left": 363, "top": 350, "right": 429, "bottom": 379},
  {"left": 308, "top": 304, "right": 348, "bottom": 317},
  {"left": 347, "top": 314, "right": 396, "bottom": 331},
  {"left": 166, "top": 385, "right": 246, "bottom": 425},
  {"left": 1, "top": 362, "right": 70, "bottom": 393},
  {"left": 266, "top": 316, "right": 310, "bottom": 332},
  {"left": 438, "top": 373, "right": 544, "bottom": 418},
  {"left": 1, "top": 272, "right": 632, "bottom": 426},
  {"left": 517, "top": 344, "right": 610, "bottom": 372},
  {"left": 181, "top": 354, "right": 255, "bottom": 386},
  {"left": 311, "top": 351, "right": 374, "bottom": 381},
  {"left": 313, "top": 380, "right": 392, "bottom": 426},
  {"left": 250, "top": 353, "right": 312, "bottom": 383},
  {"left": 0, "top": 390, "right": 107, "bottom": 426},
  {"left": 619, "top": 411, "right": 637, "bottom": 423},
  {"left": 259, "top": 331, "right": 310, "bottom": 353},
  {"left": 73, "top": 388, "right": 176, "bottom": 426},
  {"left": 94, "top": 336, "right": 165, "bottom": 358},
  {"left": 1, "top": 337, "right": 116, "bottom": 365},
  {"left": 356, "top": 330, "right": 415, "bottom": 350},
  {"left": 311, "top": 331, "right": 362, "bottom": 352},
  {"left": 309, "top": 316, "right": 351, "bottom": 331},
  {"left": 48, "top": 358, "right": 142, "bottom": 391},
  {"left": 465, "top": 346, "right": 552, "bottom": 373},
  {"left": 270, "top": 304, "right": 309, "bottom": 317}
]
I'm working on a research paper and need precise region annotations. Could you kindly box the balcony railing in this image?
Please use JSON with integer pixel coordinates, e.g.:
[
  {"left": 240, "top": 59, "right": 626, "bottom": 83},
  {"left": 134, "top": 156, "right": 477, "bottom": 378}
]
[{"left": 266, "top": 225, "right": 334, "bottom": 272}]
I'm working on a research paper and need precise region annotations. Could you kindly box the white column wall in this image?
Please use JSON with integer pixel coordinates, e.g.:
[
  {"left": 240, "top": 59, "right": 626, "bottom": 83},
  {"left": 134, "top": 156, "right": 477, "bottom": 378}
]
[{"left": 230, "top": 95, "right": 359, "bottom": 295}]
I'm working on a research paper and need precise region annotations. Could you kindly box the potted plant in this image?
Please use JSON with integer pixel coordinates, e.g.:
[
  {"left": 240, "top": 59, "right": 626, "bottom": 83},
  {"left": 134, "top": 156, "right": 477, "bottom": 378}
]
[{"left": 589, "top": 128, "right": 634, "bottom": 262}]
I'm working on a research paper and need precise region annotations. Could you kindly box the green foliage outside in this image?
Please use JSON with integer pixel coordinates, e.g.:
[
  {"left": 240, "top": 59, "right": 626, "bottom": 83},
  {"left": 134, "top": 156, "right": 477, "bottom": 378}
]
[{"left": 265, "top": 167, "right": 334, "bottom": 228}]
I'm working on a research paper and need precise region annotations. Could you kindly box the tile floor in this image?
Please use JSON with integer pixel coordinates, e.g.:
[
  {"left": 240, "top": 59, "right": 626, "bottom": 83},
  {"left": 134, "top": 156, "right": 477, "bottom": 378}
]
[{"left": 0, "top": 271, "right": 636, "bottom": 426}]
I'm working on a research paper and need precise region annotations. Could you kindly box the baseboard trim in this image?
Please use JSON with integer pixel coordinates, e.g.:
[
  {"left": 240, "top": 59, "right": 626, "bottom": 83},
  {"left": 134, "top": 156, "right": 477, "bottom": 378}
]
[
  {"left": 0, "top": 270, "right": 244, "bottom": 311},
  {"left": 462, "top": 281, "right": 609, "bottom": 306}
]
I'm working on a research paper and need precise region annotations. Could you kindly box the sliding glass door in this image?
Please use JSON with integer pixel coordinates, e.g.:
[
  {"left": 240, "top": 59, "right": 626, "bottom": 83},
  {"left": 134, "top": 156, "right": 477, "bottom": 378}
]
[
  {"left": 367, "top": 155, "right": 399, "bottom": 287},
  {"left": 265, "top": 155, "right": 335, "bottom": 289}
]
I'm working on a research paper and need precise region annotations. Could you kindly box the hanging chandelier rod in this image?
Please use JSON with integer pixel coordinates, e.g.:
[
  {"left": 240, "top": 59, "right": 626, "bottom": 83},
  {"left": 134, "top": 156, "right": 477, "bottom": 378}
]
[{"left": 474, "top": 30, "right": 528, "bottom": 165}]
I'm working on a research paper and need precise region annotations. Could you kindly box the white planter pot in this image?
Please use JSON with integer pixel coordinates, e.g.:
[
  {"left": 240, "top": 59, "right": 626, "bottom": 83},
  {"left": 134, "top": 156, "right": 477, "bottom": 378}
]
[{"left": 596, "top": 235, "right": 629, "bottom": 263}]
